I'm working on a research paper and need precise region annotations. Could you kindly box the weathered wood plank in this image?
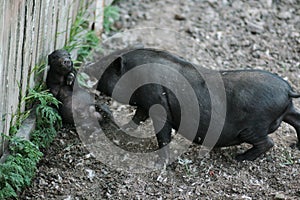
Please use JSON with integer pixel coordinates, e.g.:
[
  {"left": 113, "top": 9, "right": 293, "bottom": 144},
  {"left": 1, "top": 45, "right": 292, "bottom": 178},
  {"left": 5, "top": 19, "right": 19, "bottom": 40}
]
[
  {"left": 66, "top": 0, "right": 75, "bottom": 45},
  {"left": 14, "top": 1, "right": 26, "bottom": 115},
  {"left": 0, "top": 1, "right": 21, "bottom": 156},
  {"left": 55, "top": 0, "right": 68, "bottom": 49},
  {"left": 29, "top": 0, "right": 42, "bottom": 89},
  {"left": 95, "top": 0, "right": 104, "bottom": 36},
  {"left": 0, "top": 1, "right": 5, "bottom": 130},
  {"left": 40, "top": 0, "right": 52, "bottom": 82},
  {"left": 72, "top": 0, "right": 80, "bottom": 22},
  {"left": 105, "top": 0, "right": 113, "bottom": 6},
  {"left": 48, "top": 0, "right": 56, "bottom": 53},
  {"left": 0, "top": 1, "right": 10, "bottom": 138},
  {"left": 21, "top": 0, "right": 35, "bottom": 106},
  {"left": 0, "top": 0, "right": 8, "bottom": 154},
  {"left": 50, "top": 0, "right": 59, "bottom": 52},
  {"left": 5, "top": 1, "right": 20, "bottom": 136},
  {"left": 36, "top": 0, "right": 47, "bottom": 68}
]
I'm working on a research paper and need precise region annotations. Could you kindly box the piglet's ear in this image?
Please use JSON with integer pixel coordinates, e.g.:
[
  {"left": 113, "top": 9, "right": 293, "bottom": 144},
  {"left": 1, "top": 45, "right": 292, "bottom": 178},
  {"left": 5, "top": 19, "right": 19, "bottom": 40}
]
[
  {"left": 48, "top": 51, "right": 55, "bottom": 66},
  {"left": 48, "top": 54, "right": 52, "bottom": 66}
]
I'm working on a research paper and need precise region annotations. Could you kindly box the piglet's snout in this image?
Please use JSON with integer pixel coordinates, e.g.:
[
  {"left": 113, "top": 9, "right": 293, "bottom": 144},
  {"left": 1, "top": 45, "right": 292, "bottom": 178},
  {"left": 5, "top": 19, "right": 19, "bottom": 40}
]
[{"left": 63, "top": 59, "right": 72, "bottom": 68}]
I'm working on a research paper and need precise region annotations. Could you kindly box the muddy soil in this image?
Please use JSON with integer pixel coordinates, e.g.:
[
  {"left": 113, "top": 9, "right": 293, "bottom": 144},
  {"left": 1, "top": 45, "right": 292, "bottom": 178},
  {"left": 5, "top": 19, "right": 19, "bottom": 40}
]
[{"left": 21, "top": 0, "right": 300, "bottom": 199}]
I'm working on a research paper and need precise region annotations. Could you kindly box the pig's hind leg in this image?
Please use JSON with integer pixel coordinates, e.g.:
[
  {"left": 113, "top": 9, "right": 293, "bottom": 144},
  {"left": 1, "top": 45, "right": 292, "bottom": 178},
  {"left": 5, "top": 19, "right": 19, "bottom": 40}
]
[
  {"left": 283, "top": 104, "right": 300, "bottom": 149},
  {"left": 122, "top": 107, "right": 149, "bottom": 130},
  {"left": 236, "top": 128, "right": 274, "bottom": 161}
]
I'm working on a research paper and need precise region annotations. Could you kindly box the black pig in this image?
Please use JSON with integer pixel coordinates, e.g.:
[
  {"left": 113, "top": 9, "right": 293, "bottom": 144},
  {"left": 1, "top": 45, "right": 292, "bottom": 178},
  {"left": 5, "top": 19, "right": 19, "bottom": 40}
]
[
  {"left": 46, "top": 49, "right": 76, "bottom": 97},
  {"left": 46, "top": 49, "right": 103, "bottom": 124},
  {"left": 46, "top": 49, "right": 78, "bottom": 124},
  {"left": 91, "top": 48, "right": 300, "bottom": 162}
]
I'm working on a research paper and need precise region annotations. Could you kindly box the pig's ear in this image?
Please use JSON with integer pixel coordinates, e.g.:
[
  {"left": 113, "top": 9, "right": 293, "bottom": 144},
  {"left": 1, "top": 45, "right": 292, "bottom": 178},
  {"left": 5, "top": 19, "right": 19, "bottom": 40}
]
[
  {"left": 48, "top": 54, "right": 52, "bottom": 66},
  {"left": 114, "top": 56, "right": 125, "bottom": 76}
]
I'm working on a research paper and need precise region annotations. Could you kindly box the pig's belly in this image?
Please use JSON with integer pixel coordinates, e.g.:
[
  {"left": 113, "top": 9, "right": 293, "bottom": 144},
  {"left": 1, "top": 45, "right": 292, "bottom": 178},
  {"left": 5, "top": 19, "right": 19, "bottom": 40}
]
[{"left": 191, "top": 125, "right": 243, "bottom": 147}]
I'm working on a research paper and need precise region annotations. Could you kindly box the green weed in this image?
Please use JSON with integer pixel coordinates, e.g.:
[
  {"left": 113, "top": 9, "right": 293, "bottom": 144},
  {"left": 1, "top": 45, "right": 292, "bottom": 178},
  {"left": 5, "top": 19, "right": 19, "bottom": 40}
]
[
  {"left": 0, "top": 136, "right": 43, "bottom": 199},
  {"left": 178, "top": 158, "right": 193, "bottom": 176},
  {"left": 64, "top": 9, "right": 101, "bottom": 63},
  {"left": 24, "top": 88, "right": 62, "bottom": 148},
  {"left": 103, "top": 5, "right": 120, "bottom": 33},
  {"left": 280, "top": 149, "right": 294, "bottom": 166}
]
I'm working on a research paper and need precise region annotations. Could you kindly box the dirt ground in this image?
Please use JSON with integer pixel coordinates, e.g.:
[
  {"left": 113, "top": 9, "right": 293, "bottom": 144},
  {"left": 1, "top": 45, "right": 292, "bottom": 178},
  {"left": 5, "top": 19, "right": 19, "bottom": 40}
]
[{"left": 21, "top": 0, "right": 300, "bottom": 199}]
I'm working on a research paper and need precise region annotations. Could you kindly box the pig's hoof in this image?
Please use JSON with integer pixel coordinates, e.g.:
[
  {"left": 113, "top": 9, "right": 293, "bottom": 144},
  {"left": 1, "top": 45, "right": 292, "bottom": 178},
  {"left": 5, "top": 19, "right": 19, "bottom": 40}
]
[
  {"left": 235, "top": 152, "right": 259, "bottom": 162},
  {"left": 155, "top": 148, "right": 170, "bottom": 168},
  {"left": 235, "top": 154, "right": 247, "bottom": 162},
  {"left": 155, "top": 157, "right": 168, "bottom": 169},
  {"left": 66, "top": 80, "right": 73, "bottom": 85}
]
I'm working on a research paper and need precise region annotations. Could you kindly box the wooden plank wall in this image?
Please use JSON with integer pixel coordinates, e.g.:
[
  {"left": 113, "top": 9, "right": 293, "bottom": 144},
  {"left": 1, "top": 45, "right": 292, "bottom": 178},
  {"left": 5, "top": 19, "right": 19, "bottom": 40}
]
[{"left": 0, "top": 0, "right": 105, "bottom": 154}]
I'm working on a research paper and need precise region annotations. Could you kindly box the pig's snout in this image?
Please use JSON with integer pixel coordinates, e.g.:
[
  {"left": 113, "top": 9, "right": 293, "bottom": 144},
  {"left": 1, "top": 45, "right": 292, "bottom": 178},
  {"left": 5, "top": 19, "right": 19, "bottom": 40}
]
[{"left": 63, "top": 58, "right": 72, "bottom": 68}]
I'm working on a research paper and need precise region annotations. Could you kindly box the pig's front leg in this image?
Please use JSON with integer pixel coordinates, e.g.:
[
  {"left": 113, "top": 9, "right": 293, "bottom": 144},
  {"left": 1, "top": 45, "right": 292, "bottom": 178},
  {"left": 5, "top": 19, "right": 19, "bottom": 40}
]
[
  {"left": 66, "top": 72, "right": 76, "bottom": 86},
  {"left": 122, "top": 107, "right": 149, "bottom": 130}
]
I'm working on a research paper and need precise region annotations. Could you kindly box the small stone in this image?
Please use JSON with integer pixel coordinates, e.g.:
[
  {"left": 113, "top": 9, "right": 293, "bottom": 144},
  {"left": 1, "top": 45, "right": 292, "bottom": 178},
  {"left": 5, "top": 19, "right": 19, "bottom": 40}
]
[
  {"left": 274, "top": 193, "right": 286, "bottom": 200},
  {"left": 291, "top": 32, "right": 300, "bottom": 38},
  {"left": 85, "top": 169, "right": 96, "bottom": 181},
  {"left": 144, "top": 13, "right": 152, "bottom": 20},
  {"left": 64, "top": 196, "right": 72, "bottom": 200},
  {"left": 278, "top": 11, "right": 292, "bottom": 20},
  {"left": 265, "top": 0, "right": 273, "bottom": 8},
  {"left": 252, "top": 51, "right": 261, "bottom": 59},
  {"left": 39, "top": 178, "right": 48, "bottom": 186},
  {"left": 114, "top": 21, "right": 123, "bottom": 30},
  {"left": 246, "top": 20, "right": 265, "bottom": 34},
  {"left": 174, "top": 14, "right": 186, "bottom": 21}
]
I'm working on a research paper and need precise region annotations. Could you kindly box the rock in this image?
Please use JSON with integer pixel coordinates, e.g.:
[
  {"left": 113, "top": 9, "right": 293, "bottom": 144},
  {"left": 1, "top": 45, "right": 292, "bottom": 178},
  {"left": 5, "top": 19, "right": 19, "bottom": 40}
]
[
  {"left": 114, "top": 21, "right": 123, "bottom": 30},
  {"left": 274, "top": 193, "right": 287, "bottom": 200},
  {"left": 85, "top": 169, "right": 96, "bottom": 181},
  {"left": 265, "top": 0, "right": 273, "bottom": 8},
  {"left": 245, "top": 20, "right": 265, "bottom": 34},
  {"left": 174, "top": 14, "right": 186, "bottom": 21},
  {"left": 278, "top": 11, "right": 292, "bottom": 20},
  {"left": 144, "top": 13, "right": 152, "bottom": 20}
]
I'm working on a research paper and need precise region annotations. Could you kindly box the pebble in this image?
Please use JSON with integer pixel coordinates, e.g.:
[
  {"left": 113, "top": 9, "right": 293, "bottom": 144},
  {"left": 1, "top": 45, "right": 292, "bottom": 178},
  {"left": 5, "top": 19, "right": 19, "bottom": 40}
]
[
  {"left": 278, "top": 11, "right": 292, "bottom": 20},
  {"left": 274, "top": 193, "right": 287, "bottom": 200},
  {"left": 245, "top": 20, "right": 265, "bottom": 34},
  {"left": 174, "top": 14, "right": 186, "bottom": 21}
]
